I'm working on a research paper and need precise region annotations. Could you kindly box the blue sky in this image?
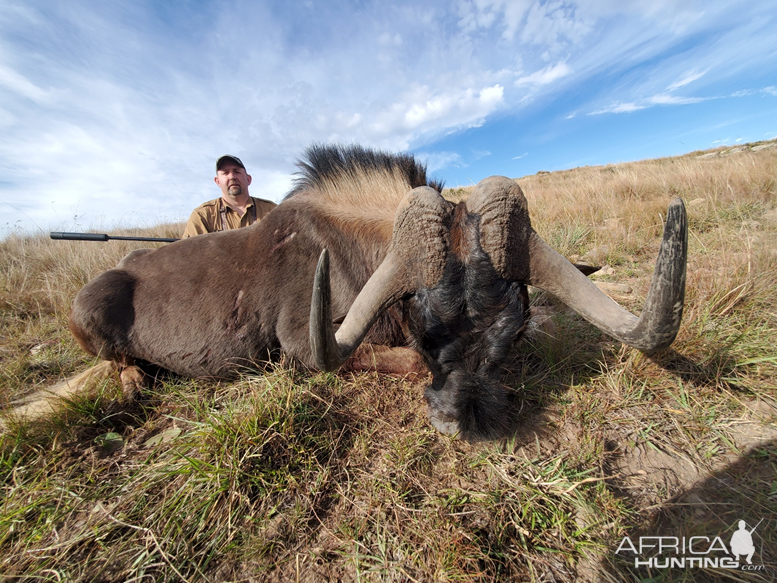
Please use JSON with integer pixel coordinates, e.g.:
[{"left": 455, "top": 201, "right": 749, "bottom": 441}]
[{"left": 1, "top": 0, "right": 776, "bottom": 236}]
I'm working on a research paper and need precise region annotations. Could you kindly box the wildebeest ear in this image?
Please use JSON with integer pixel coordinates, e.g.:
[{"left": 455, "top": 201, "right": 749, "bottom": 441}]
[{"left": 465, "top": 176, "right": 532, "bottom": 282}]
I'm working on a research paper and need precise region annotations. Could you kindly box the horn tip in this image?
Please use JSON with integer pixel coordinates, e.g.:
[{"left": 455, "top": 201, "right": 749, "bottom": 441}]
[{"left": 669, "top": 197, "right": 686, "bottom": 213}]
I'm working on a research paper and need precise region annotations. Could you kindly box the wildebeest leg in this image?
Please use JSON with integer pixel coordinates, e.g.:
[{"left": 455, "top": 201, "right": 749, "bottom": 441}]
[
  {"left": 117, "top": 359, "right": 150, "bottom": 401},
  {"left": 343, "top": 344, "right": 428, "bottom": 378}
]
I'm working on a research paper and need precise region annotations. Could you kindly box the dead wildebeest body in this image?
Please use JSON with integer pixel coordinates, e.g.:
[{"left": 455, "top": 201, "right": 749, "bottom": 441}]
[
  {"left": 70, "top": 146, "right": 427, "bottom": 379},
  {"left": 70, "top": 145, "right": 687, "bottom": 440}
]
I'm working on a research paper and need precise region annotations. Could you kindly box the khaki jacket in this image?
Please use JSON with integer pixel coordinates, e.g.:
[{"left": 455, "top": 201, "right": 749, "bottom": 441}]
[{"left": 182, "top": 197, "right": 277, "bottom": 238}]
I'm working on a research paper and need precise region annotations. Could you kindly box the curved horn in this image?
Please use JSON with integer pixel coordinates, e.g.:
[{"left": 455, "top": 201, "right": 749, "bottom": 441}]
[
  {"left": 527, "top": 198, "right": 687, "bottom": 351},
  {"left": 310, "top": 248, "right": 408, "bottom": 370},
  {"left": 468, "top": 175, "right": 687, "bottom": 352},
  {"left": 310, "top": 186, "right": 453, "bottom": 371}
]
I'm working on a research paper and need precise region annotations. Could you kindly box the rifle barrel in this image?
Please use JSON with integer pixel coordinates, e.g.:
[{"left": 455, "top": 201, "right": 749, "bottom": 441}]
[{"left": 50, "top": 232, "right": 179, "bottom": 243}]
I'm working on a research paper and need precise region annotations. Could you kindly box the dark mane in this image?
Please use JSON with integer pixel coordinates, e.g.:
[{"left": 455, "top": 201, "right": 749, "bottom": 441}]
[{"left": 285, "top": 143, "right": 444, "bottom": 200}]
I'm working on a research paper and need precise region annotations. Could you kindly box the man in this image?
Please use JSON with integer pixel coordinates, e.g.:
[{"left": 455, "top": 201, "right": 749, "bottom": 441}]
[{"left": 182, "top": 155, "right": 277, "bottom": 238}]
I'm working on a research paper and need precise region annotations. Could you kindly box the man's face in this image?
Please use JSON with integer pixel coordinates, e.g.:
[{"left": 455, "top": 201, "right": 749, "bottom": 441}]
[{"left": 215, "top": 163, "right": 252, "bottom": 198}]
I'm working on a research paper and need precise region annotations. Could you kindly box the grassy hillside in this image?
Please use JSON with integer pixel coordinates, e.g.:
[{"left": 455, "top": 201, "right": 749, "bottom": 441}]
[{"left": 1, "top": 142, "right": 775, "bottom": 581}]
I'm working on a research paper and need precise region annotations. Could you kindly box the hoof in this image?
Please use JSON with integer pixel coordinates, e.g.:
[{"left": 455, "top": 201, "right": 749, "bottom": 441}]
[{"left": 119, "top": 365, "right": 148, "bottom": 401}]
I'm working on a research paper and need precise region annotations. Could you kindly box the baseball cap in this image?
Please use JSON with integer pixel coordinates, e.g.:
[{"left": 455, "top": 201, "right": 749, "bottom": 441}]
[{"left": 216, "top": 155, "right": 245, "bottom": 171}]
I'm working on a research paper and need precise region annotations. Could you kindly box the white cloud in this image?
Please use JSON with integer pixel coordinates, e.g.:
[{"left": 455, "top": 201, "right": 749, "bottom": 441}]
[
  {"left": 0, "top": 64, "right": 50, "bottom": 103},
  {"left": 520, "top": 1, "right": 592, "bottom": 49},
  {"left": 667, "top": 68, "right": 709, "bottom": 91},
  {"left": 457, "top": 0, "right": 533, "bottom": 41},
  {"left": 421, "top": 150, "right": 465, "bottom": 173},
  {"left": 588, "top": 92, "right": 709, "bottom": 115},
  {"left": 378, "top": 32, "right": 403, "bottom": 46},
  {"left": 589, "top": 102, "right": 647, "bottom": 115},
  {"left": 402, "top": 86, "right": 500, "bottom": 128},
  {"left": 648, "top": 93, "right": 708, "bottom": 105},
  {"left": 365, "top": 84, "right": 505, "bottom": 148},
  {"left": 514, "top": 61, "right": 571, "bottom": 87},
  {"left": 575, "top": 0, "right": 705, "bottom": 33}
]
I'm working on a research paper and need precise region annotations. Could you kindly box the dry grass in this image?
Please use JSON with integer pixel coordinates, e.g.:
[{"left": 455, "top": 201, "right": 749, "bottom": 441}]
[
  {"left": 0, "top": 223, "right": 182, "bottom": 405},
  {"left": 1, "top": 143, "right": 775, "bottom": 581}
]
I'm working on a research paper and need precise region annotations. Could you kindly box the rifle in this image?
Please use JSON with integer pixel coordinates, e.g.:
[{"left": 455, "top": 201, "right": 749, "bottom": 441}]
[
  {"left": 50, "top": 232, "right": 179, "bottom": 243},
  {"left": 749, "top": 518, "right": 764, "bottom": 534}
]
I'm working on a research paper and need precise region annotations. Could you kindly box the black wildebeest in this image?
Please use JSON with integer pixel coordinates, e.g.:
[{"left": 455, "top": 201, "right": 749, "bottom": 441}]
[{"left": 70, "top": 144, "right": 687, "bottom": 440}]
